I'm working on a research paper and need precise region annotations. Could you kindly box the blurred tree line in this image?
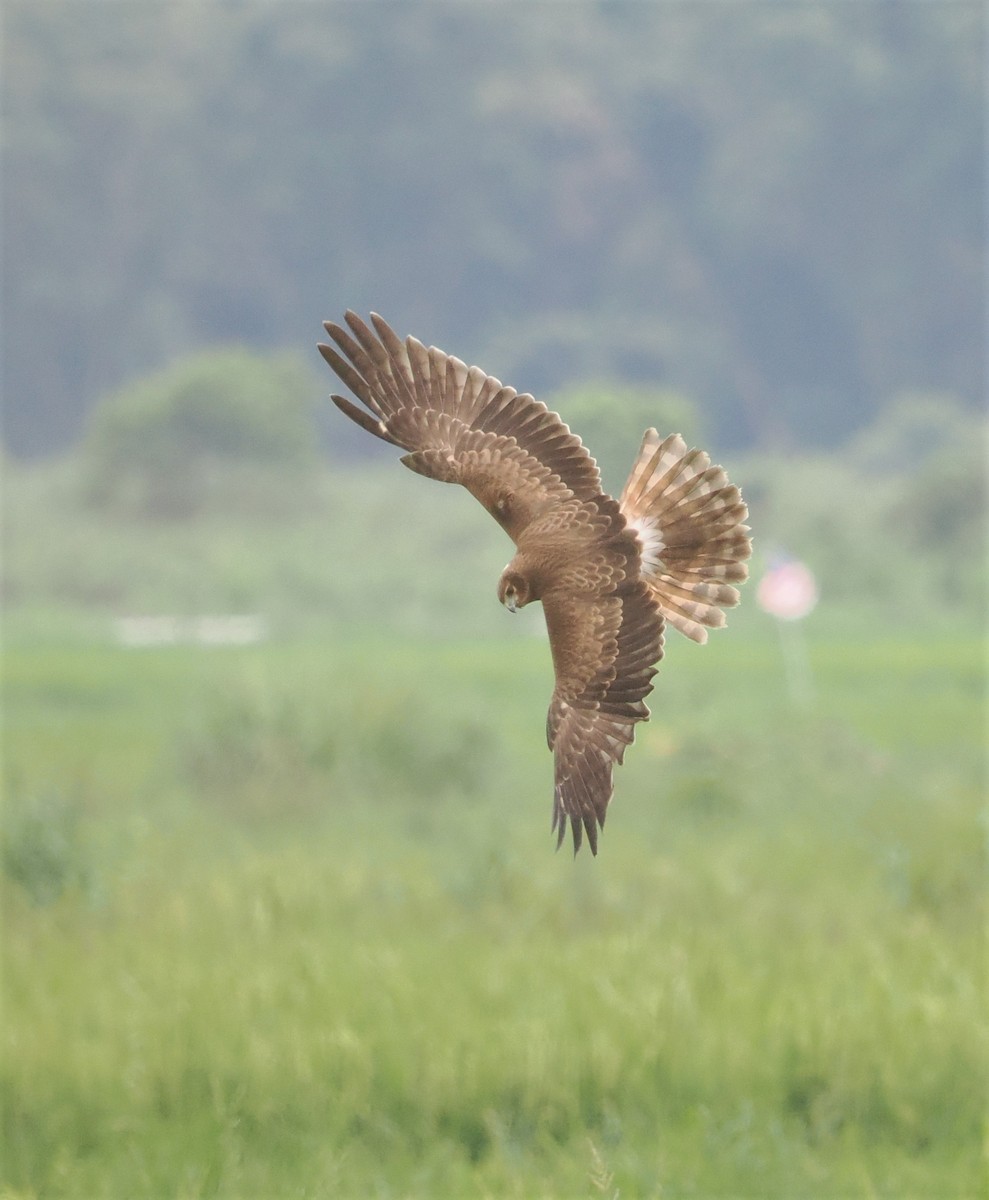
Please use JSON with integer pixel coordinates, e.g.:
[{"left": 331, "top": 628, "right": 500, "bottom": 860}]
[
  {"left": 12, "top": 337, "right": 978, "bottom": 624},
  {"left": 3, "top": 1, "right": 983, "bottom": 458}
]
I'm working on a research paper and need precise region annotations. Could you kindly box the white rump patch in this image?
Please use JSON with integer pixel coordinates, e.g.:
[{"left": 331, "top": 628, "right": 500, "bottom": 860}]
[{"left": 627, "top": 514, "right": 666, "bottom": 574}]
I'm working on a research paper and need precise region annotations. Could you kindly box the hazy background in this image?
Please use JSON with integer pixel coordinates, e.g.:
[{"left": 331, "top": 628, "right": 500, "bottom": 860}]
[
  {"left": 4, "top": 0, "right": 985, "bottom": 626},
  {"left": 4, "top": 0, "right": 984, "bottom": 458},
  {"left": 2, "top": 3, "right": 985, "bottom": 1197}
]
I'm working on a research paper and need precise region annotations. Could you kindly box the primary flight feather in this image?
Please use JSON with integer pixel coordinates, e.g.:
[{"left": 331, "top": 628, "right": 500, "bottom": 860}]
[{"left": 318, "top": 312, "right": 751, "bottom": 854}]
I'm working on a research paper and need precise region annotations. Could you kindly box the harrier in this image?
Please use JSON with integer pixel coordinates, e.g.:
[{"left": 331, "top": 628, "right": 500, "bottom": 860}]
[{"left": 319, "top": 313, "right": 751, "bottom": 854}]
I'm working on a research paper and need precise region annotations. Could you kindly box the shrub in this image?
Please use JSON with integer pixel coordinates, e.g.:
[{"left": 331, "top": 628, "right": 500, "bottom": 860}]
[
  {"left": 2, "top": 784, "right": 92, "bottom": 905},
  {"left": 82, "top": 347, "right": 321, "bottom": 518}
]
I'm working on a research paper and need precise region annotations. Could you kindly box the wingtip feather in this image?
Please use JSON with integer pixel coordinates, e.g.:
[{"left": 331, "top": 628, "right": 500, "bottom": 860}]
[{"left": 330, "top": 394, "right": 400, "bottom": 445}]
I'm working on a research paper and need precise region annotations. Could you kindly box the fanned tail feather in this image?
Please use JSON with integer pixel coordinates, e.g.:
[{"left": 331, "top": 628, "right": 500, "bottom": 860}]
[{"left": 619, "top": 430, "right": 752, "bottom": 643}]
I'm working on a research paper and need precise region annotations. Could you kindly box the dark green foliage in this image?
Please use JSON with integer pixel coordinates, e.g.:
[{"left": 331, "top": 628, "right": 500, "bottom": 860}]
[
  {"left": 2, "top": 783, "right": 92, "bottom": 905},
  {"left": 849, "top": 392, "right": 988, "bottom": 604},
  {"left": 3, "top": 3, "right": 983, "bottom": 455},
  {"left": 81, "top": 347, "right": 320, "bottom": 517},
  {"left": 737, "top": 395, "right": 988, "bottom": 618}
]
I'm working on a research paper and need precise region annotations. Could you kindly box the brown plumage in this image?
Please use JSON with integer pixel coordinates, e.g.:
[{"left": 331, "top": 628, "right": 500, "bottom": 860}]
[{"left": 318, "top": 312, "right": 752, "bottom": 854}]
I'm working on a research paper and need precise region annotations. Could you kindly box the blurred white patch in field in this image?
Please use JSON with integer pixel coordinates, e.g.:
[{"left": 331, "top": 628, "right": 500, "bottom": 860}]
[{"left": 116, "top": 615, "right": 267, "bottom": 647}]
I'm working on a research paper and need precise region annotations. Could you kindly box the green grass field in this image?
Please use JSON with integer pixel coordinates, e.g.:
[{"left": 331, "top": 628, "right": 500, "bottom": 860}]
[{"left": 2, "top": 611, "right": 985, "bottom": 1198}]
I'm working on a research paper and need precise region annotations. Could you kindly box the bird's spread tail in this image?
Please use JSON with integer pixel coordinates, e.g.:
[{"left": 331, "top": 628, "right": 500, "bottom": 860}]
[{"left": 619, "top": 430, "right": 752, "bottom": 643}]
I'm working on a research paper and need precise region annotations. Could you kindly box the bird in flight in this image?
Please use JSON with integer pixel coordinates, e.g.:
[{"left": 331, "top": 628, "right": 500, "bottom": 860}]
[{"left": 318, "top": 312, "right": 751, "bottom": 854}]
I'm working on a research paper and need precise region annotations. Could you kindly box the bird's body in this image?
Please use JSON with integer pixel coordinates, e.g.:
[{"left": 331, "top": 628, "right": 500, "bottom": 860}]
[{"left": 319, "top": 312, "right": 751, "bottom": 853}]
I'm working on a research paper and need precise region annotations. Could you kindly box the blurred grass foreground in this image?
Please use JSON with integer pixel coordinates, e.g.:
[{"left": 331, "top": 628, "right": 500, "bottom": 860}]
[{"left": 2, "top": 395, "right": 986, "bottom": 1198}]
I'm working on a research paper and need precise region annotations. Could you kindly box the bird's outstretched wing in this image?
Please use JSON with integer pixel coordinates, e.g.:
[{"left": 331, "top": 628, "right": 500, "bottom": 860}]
[
  {"left": 318, "top": 311, "right": 601, "bottom": 541},
  {"left": 543, "top": 565, "right": 664, "bottom": 855}
]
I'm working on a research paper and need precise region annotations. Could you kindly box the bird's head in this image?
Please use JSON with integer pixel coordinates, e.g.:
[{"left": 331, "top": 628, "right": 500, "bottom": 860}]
[{"left": 497, "top": 569, "right": 532, "bottom": 614}]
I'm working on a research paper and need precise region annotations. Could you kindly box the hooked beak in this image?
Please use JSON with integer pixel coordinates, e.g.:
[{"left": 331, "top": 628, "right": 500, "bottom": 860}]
[{"left": 505, "top": 596, "right": 518, "bottom": 614}]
